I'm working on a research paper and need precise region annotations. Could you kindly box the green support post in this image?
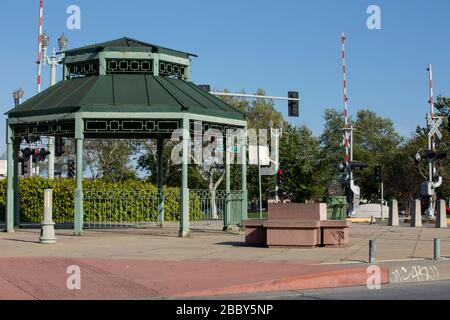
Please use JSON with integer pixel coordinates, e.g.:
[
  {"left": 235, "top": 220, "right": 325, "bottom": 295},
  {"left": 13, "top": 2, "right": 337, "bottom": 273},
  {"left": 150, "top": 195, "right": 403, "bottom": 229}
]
[
  {"left": 179, "top": 116, "right": 190, "bottom": 238},
  {"left": 74, "top": 116, "right": 84, "bottom": 236},
  {"left": 5, "top": 121, "right": 14, "bottom": 233},
  {"left": 224, "top": 135, "right": 231, "bottom": 230},
  {"left": 13, "top": 138, "right": 20, "bottom": 227},
  {"left": 241, "top": 128, "right": 248, "bottom": 221},
  {"left": 157, "top": 135, "right": 165, "bottom": 227}
]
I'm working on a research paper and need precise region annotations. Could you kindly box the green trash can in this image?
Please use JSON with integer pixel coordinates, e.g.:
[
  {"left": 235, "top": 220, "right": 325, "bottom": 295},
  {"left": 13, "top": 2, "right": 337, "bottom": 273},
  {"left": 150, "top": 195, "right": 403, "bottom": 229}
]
[{"left": 326, "top": 196, "right": 347, "bottom": 220}]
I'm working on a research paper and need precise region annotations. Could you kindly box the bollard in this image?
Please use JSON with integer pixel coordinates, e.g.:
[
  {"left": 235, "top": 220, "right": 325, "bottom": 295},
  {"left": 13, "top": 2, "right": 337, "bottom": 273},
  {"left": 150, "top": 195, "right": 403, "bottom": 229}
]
[
  {"left": 436, "top": 200, "right": 448, "bottom": 229},
  {"left": 411, "top": 199, "right": 422, "bottom": 228},
  {"left": 40, "top": 189, "right": 56, "bottom": 244},
  {"left": 434, "top": 238, "right": 441, "bottom": 261},
  {"left": 389, "top": 199, "right": 399, "bottom": 227},
  {"left": 369, "top": 240, "right": 376, "bottom": 263}
]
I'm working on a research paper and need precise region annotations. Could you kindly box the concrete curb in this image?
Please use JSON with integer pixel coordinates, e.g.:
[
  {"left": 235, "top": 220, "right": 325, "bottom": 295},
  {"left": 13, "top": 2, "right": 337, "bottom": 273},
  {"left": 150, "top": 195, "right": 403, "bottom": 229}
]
[
  {"left": 173, "top": 267, "right": 390, "bottom": 298},
  {"left": 385, "top": 259, "right": 450, "bottom": 284}
]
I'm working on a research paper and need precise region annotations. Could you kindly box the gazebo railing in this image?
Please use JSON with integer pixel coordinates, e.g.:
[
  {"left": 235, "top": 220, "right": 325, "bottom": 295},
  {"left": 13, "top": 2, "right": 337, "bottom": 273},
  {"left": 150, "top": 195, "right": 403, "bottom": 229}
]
[
  {"left": 189, "top": 189, "right": 244, "bottom": 229},
  {"left": 13, "top": 187, "right": 244, "bottom": 230},
  {"left": 83, "top": 189, "right": 161, "bottom": 229}
]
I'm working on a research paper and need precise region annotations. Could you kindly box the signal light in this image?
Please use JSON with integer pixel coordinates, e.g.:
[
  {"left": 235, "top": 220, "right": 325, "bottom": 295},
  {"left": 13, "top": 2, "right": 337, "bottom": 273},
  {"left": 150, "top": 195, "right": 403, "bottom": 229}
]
[
  {"left": 38, "top": 148, "right": 51, "bottom": 162},
  {"left": 67, "top": 160, "right": 75, "bottom": 178},
  {"left": 21, "top": 148, "right": 33, "bottom": 160},
  {"left": 288, "top": 91, "right": 299, "bottom": 117},
  {"left": 277, "top": 166, "right": 283, "bottom": 186},
  {"left": 374, "top": 165, "right": 382, "bottom": 183},
  {"left": 20, "top": 158, "right": 30, "bottom": 176},
  {"left": 55, "top": 137, "right": 65, "bottom": 157}
]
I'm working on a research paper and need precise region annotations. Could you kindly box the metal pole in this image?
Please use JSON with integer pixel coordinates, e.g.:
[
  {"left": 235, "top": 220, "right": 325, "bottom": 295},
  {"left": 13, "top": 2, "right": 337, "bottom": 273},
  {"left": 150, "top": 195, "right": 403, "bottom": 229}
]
[
  {"left": 209, "top": 92, "right": 300, "bottom": 102},
  {"left": 427, "top": 64, "right": 435, "bottom": 218},
  {"left": 369, "top": 240, "right": 376, "bottom": 263},
  {"left": 434, "top": 238, "right": 441, "bottom": 260},
  {"left": 47, "top": 49, "right": 58, "bottom": 179},
  {"left": 380, "top": 181, "right": 384, "bottom": 221},
  {"left": 273, "top": 128, "right": 280, "bottom": 203},
  {"left": 258, "top": 145, "right": 263, "bottom": 219},
  {"left": 241, "top": 128, "right": 248, "bottom": 221},
  {"left": 157, "top": 136, "right": 165, "bottom": 227}
]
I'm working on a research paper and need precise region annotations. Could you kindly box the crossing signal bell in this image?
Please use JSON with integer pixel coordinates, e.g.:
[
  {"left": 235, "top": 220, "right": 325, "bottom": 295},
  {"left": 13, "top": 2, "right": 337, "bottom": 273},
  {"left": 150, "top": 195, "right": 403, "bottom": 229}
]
[{"left": 288, "top": 91, "right": 299, "bottom": 117}]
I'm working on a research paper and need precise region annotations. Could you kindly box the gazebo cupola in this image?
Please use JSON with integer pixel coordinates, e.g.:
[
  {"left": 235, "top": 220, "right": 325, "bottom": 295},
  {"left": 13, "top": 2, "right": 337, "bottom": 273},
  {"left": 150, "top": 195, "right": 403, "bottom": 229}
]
[
  {"left": 5, "top": 37, "right": 248, "bottom": 238},
  {"left": 62, "top": 37, "right": 195, "bottom": 81}
]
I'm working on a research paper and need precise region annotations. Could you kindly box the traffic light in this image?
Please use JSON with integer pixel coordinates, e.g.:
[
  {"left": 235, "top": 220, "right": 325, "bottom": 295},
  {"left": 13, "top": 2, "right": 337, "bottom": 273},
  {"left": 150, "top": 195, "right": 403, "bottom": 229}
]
[
  {"left": 374, "top": 165, "right": 382, "bottom": 183},
  {"left": 68, "top": 160, "right": 75, "bottom": 178},
  {"left": 277, "top": 166, "right": 283, "bottom": 186},
  {"left": 38, "top": 148, "right": 50, "bottom": 162},
  {"left": 288, "top": 91, "right": 299, "bottom": 117},
  {"left": 55, "top": 137, "right": 65, "bottom": 157},
  {"left": 20, "top": 158, "right": 30, "bottom": 176},
  {"left": 21, "top": 148, "right": 33, "bottom": 160}
]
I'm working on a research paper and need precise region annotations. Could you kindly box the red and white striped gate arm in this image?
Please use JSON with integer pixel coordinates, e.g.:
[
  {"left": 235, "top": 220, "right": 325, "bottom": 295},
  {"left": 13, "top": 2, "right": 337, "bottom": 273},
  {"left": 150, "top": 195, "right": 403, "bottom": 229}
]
[
  {"left": 428, "top": 64, "right": 435, "bottom": 152},
  {"left": 37, "top": 0, "right": 43, "bottom": 93},
  {"left": 341, "top": 32, "right": 350, "bottom": 165}
]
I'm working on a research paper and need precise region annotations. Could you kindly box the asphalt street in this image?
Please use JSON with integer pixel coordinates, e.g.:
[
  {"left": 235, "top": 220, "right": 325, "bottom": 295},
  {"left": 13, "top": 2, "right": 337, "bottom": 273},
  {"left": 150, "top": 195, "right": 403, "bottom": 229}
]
[{"left": 222, "top": 280, "right": 450, "bottom": 300}]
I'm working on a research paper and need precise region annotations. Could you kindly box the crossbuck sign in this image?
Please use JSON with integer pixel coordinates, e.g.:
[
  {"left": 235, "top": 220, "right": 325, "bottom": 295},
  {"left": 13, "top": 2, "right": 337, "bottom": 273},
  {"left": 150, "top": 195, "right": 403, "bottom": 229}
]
[{"left": 428, "top": 117, "right": 443, "bottom": 140}]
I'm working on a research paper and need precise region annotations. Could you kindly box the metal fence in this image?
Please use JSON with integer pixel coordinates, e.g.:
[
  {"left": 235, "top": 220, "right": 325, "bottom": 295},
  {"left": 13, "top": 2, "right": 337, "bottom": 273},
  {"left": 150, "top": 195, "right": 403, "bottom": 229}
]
[
  {"left": 83, "top": 189, "right": 162, "bottom": 229},
  {"left": 12, "top": 187, "right": 244, "bottom": 230},
  {"left": 189, "top": 189, "right": 244, "bottom": 229}
]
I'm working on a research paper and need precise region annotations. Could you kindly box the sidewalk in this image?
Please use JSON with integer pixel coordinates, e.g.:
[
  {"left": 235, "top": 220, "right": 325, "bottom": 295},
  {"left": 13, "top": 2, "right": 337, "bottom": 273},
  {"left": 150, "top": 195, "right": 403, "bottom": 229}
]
[{"left": 0, "top": 222, "right": 448, "bottom": 299}]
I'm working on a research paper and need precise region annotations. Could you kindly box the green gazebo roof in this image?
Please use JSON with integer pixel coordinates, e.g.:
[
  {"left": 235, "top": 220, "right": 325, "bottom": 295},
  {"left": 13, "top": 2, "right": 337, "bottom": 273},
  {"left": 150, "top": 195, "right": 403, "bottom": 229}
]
[
  {"left": 64, "top": 37, "right": 198, "bottom": 58},
  {"left": 6, "top": 75, "right": 245, "bottom": 121}
]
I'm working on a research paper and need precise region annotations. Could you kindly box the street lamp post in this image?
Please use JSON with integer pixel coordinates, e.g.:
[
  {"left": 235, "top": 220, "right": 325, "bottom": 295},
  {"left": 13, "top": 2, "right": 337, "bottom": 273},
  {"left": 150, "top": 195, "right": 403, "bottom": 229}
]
[
  {"left": 41, "top": 33, "right": 68, "bottom": 179},
  {"left": 12, "top": 88, "right": 24, "bottom": 107}
]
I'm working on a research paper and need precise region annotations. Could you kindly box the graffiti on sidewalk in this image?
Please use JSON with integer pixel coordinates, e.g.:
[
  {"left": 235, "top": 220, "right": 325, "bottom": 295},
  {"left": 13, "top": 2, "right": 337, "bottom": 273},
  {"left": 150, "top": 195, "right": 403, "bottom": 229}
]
[{"left": 391, "top": 265, "right": 440, "bottom": 283}]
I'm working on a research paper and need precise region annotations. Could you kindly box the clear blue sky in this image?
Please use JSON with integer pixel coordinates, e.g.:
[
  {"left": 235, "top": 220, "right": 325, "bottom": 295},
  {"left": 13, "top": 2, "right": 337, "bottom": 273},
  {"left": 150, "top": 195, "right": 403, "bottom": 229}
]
[{"left": 1, "top": 0, "right": 450, "bottom": 155}]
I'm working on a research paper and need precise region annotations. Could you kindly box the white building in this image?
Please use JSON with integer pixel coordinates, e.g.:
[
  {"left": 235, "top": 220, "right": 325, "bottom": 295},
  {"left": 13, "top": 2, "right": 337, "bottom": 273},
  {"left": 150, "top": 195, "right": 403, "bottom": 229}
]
[{"left": 0, "top": 160, "right": 7, "bottom": 178}]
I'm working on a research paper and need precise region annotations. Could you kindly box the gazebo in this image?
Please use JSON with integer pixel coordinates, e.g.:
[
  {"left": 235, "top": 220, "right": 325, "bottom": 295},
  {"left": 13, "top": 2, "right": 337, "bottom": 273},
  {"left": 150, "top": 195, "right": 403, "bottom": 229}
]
[{"left": 4, "top": 37, "right": 248, "bottom": 237}]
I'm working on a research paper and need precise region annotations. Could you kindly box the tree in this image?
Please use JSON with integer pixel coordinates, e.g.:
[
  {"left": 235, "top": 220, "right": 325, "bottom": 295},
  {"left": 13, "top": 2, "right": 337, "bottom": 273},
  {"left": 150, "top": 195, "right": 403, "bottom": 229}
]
[
  {"left": 319, "top": 108, "right": 403, "bottom": 202},
  {"left": 318, "top": 108, "right": 346, "bottom": 195},
  {"left": 352, "top": 109, "right": 403, "bottom": 201},
  {"left": 279, "top": 124, "right": 324, "bottom": 202},
  {"left": 83, "top": 140, "right": 137, "bottom": 182}
]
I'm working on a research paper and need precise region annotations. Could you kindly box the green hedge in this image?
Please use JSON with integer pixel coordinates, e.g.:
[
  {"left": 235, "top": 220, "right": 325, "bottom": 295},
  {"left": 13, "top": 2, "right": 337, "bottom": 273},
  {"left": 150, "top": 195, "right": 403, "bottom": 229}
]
[{"left": 0, "top": 178, "right": 201, "bottom": 223}]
